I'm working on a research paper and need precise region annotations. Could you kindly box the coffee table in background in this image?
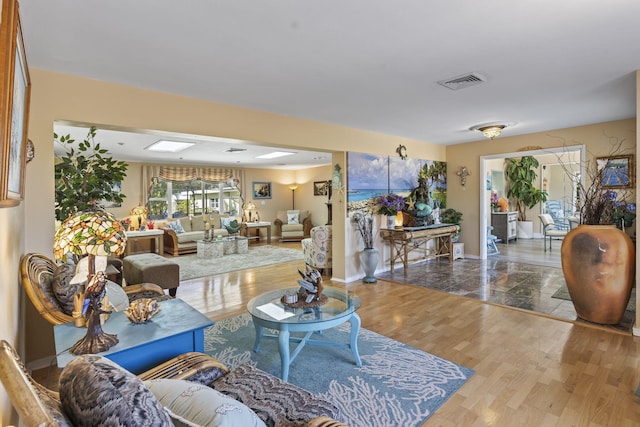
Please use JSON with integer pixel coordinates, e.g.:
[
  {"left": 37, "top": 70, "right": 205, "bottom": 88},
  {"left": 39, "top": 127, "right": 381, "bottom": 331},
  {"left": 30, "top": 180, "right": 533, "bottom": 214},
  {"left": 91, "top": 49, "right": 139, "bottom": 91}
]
[
  {"left": 54, "top": 298, "right": 213, "bottom": 374},
  {"left": 197, "top": 236, "right": 248, "bottom": 258},
  {"left": 247, "top": 286, "right": 362, "bottom": 381}
]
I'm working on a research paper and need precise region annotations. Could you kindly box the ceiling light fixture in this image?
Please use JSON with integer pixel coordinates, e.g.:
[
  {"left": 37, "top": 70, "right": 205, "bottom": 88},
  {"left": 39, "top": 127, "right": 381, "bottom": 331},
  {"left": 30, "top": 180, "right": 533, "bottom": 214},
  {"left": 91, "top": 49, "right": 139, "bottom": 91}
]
[
  {"left": 478, "top": 125, "right": 505, "bottom": 140},
  {"left": 470, "top": 122, "right": 516, "bottom": 140},
  {"left": 145, "top": 140, "right": 196, "bottom": 152}
]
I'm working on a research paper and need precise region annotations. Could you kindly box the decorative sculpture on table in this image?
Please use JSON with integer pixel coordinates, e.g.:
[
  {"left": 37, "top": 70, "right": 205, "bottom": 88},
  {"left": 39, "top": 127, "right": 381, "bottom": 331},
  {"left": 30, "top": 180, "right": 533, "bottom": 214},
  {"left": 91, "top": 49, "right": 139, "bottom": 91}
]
[
  {"left": 282, "top": 265, "right": 328, "bottom": 307},
  {"left": 53, "top": 210, "right": 127, "bottom": 355}
]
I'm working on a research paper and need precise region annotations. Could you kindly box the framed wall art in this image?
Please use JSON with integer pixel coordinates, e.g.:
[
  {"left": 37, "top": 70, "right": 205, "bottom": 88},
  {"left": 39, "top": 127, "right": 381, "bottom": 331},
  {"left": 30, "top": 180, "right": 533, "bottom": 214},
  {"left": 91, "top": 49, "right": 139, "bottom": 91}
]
[
  {"left": 0, "top": 0, "right": 31, "bottom": 207},
  {"left": 252, "top": 181, "right": 272, "bottom": 199},
  {"left": 313, "top": 180, "right": 329, "bottom": 196},
  {"left": 596, "top": 154, "right": 634, "bottom": 189}
]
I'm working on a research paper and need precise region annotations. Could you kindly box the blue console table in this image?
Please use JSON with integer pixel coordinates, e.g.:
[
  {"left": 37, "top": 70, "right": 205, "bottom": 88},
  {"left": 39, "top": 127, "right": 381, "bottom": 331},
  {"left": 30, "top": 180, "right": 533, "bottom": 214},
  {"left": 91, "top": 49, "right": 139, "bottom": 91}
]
[{"left": 54, "top": 298, "right": 213, "bottom": 374}]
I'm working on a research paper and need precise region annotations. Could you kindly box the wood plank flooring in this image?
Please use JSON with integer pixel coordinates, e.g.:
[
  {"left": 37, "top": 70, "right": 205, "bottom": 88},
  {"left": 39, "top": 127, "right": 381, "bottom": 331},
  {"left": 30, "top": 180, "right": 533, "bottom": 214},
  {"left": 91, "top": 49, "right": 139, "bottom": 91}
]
[{"left": 33, "top": 241, "right": 640, "bottom": 426}]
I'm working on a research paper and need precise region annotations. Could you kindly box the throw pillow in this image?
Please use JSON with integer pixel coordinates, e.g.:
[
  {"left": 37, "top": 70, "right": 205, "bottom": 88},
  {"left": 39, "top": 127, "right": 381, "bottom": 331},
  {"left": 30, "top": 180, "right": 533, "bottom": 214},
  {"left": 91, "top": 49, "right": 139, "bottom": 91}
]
[
  {"left": 287, "top": 210, "right": 300, "bottom": 224},
  {"left": 145, "top": 378, "right": 266, "bottom": 427},
  {"left": 51, "top": 262, "right": 79, "bottom": 315},
  {"left": 60, "top": 355, "right": 172, "bottom": 426},
  {"left": 220, "top": 217, "right": 232, "bottom": 228},
  {"left": 167, "top": 220, "right": 185, "bottom": 234}
]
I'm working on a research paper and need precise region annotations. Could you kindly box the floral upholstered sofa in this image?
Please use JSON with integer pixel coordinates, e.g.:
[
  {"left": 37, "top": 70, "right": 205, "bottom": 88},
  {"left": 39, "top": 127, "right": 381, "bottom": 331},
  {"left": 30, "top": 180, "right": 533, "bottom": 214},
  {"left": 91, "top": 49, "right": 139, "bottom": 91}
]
[{"left": 162, "top": 214, "right": 241, "bottom": 256}]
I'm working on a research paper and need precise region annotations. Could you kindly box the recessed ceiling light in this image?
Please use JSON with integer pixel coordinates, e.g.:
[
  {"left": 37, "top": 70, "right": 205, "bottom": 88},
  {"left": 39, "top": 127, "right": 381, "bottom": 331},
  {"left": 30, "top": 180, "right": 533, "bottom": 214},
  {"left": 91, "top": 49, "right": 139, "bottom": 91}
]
[
  {"left": 256, "top": 151, "right": 296, "bottom": 159},
  {"left": 145, "top": 140, "right": 196, "bottom": 152}
]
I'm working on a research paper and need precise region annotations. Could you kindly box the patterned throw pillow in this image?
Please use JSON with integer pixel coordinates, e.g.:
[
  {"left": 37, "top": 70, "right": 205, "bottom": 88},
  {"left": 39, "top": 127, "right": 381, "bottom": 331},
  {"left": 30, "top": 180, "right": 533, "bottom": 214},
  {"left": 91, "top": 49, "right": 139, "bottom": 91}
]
[
  {"left": 51, "top": 262, "right": 81, "bottom": 315},
  {"left": 60, "top": 355, "right": 172, "bottom": 426},
  {"left": 145, "top": 378, "right": 266, "bottom": 427},
  {"left": 287, "top": 210, "right": 300, "bottom": 224},
  {"left": 167, "top": 220, "right": 185, "bottom": 233},
  {"left": 221, "top": 217, "right": 232, "bottom": 228}
]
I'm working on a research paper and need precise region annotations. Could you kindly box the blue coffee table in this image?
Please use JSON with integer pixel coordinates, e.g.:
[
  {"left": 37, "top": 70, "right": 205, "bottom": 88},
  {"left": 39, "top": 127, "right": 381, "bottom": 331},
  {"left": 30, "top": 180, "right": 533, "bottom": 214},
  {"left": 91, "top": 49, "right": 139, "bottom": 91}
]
[
  {"left": 54, "top": 298, "right": 213, "bottom": 374},
  {"left": 247, "top": 286, "right": 362, "bottom": 381}
]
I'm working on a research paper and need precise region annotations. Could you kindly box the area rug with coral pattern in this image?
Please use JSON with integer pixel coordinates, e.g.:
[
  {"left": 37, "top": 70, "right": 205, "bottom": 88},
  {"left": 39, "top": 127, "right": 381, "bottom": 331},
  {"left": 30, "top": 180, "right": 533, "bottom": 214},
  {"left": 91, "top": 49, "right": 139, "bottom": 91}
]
[{"left": 205, "top": 313, "right": 474, "bottom": 427}]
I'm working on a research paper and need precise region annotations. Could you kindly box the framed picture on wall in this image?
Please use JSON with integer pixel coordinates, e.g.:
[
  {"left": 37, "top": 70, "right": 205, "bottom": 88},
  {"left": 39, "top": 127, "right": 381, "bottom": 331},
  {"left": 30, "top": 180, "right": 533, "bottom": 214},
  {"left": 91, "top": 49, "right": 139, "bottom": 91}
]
[
  {"left": 0, "top": 0, "right": 31, "bottom": 207},
  {"left": 596, "top": 154, "right": 634, "bottom": 189},
  {"left": 252, "top": 181, "right": 272, "bottom": 199},
  {"left": 313, "top": 180, "right": 329, "bottom": 196}
]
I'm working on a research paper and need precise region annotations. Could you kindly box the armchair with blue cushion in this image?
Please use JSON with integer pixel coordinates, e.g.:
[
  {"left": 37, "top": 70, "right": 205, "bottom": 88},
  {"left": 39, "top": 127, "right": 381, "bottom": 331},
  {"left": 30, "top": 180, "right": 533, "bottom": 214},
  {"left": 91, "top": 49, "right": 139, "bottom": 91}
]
[{"left": 302, "top": 225, "right": 332, "bottom": 275}]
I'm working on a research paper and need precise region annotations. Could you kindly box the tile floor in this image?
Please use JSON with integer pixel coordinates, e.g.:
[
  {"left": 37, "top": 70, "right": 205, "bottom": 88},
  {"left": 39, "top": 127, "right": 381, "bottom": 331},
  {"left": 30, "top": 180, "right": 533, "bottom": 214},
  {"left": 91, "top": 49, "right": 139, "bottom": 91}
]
[{"left": 375, "top": 238, "right": 635, "bottom": 334}]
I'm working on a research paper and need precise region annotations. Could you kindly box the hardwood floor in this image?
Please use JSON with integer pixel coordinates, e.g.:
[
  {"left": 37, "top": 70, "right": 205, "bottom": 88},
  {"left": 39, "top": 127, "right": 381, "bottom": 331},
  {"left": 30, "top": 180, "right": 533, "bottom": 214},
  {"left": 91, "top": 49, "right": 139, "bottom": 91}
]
[{"left": 33, "top": 241, "right": 640, "bottom": 426}]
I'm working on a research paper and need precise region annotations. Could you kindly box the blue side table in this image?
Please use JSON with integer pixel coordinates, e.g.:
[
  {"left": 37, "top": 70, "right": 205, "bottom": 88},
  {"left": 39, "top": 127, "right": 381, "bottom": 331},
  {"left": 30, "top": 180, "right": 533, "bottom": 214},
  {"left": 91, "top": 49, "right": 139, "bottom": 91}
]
[{"left": 54, "top": 298, "right": 213, "bottom": 374}]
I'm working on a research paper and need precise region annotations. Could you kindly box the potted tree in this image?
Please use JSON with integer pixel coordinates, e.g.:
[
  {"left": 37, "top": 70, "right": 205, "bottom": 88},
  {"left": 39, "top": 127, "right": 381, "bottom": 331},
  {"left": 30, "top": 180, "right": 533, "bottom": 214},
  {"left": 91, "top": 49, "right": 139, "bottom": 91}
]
[
  {"left": 504, "top": 155, "right": 548, "bottom": 238},
  {"left": 55, "top": 127, "right": 129, "bottom": 221}
]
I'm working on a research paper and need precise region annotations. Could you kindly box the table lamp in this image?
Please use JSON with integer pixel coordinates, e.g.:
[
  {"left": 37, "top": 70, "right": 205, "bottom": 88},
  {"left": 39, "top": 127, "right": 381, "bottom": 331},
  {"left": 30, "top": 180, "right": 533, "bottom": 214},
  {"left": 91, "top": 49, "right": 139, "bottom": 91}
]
[
  {"left": 244, "top": 201, "right": 257, "bottom": 222},
  {"left": 53, "top": 210, "right": 128, "bottom": 354},
  {"left": 130, "top": 205, "right": 149, "bottom": 230}
]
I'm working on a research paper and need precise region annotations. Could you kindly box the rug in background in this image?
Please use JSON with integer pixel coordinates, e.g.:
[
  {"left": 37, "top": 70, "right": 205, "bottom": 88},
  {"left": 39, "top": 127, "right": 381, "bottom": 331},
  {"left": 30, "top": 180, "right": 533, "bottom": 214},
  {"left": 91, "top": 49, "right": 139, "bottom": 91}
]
[
  {"left": 174, "top": 245, "right": 303, "bottom": 280},
  {"left": 205, "top": 313, "right": 474, "bottom": 427}
]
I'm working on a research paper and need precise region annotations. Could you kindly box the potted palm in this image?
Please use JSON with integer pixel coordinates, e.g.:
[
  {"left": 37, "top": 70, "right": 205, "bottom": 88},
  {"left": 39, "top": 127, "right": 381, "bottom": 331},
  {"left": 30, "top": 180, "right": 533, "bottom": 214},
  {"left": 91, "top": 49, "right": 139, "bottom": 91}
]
[
  {"left": 440, "top": 208, "right": 463, "bottom": 242},
  {"left": 560, "top": 144, "right": 635, "bottom": 324},
  {"left": 351, "top": 210, "right": 377, "bottom": 283},
  {"left": 505, "top": 155, "right": 548, "bottom": 238}
]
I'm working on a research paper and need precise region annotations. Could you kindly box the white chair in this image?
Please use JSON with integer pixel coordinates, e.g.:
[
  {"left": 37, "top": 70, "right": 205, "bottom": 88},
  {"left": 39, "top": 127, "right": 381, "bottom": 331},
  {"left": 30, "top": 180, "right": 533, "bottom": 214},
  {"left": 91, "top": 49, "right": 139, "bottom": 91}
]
[
  {"left": 487, "top": 226, "right": 500, "bottom": 255},
  {"left": 538, "top": 214, "right": 568, "bottom": 252},
  {"left": 301, "top": 225, "right": 332, "bottom": 275}
]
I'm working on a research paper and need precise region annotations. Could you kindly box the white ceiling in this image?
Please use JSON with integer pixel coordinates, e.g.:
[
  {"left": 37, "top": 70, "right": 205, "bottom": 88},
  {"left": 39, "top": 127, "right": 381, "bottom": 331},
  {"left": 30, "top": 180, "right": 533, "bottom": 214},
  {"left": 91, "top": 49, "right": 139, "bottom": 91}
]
[{"left": 21, "top": 0, "right": 640, "bottom": 166}]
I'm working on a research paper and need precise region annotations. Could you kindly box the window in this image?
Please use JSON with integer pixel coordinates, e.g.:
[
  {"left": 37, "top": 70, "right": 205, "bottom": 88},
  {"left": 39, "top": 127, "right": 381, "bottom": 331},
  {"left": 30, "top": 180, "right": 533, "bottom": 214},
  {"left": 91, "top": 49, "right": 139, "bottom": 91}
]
[{"left": 148, "top": 179, "right": 241, "bottom": 219}]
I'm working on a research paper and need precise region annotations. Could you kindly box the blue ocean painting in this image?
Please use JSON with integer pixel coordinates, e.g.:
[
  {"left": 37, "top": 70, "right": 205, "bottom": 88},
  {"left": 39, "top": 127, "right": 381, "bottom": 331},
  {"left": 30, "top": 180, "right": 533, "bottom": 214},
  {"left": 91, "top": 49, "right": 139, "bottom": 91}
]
[
  {"left": 347, "top": 152, "right": 389, "bottom": 204},
  {"left": 389, "top": 157, "right": 421, "bottom": 196}
]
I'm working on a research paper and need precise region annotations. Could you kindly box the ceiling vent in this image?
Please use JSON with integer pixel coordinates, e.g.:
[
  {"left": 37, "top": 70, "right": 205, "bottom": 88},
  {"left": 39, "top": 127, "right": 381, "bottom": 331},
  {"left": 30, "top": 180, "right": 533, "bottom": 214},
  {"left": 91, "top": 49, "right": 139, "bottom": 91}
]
[
  {"left": 224, "top": 147, "right": 247, "bottom": 153},
  {"left": 437, "top": 72, "right": 486, "bottom": 90}
]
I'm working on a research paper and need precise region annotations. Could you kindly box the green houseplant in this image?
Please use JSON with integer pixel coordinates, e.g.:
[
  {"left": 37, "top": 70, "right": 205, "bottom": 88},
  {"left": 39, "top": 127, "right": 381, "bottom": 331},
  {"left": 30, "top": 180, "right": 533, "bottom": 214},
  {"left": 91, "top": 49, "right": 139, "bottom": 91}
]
[
  {"left": 440, "top": 208, "right": 462, "bottom": 242},
  {"left": 55, "top": 127, "right": 129, "bottom": 221},
  {"left": 505, "top": 155, "right": 548, "bottom": 222}
]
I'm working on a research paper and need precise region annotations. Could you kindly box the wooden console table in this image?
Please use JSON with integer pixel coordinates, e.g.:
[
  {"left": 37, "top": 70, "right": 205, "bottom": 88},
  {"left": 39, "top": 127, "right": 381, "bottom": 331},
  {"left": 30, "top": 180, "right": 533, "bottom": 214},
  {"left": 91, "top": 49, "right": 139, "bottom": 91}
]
[{"left": 379, "top": 224, "right": 460, "bottom": 274}]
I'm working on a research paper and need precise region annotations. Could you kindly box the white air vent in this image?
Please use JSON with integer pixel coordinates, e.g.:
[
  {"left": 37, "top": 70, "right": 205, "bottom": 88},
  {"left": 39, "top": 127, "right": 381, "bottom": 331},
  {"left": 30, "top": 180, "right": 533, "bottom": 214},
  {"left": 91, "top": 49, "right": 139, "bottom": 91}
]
[
  {"left": 224, "top": 147, "right": 247, "bottom": 153},
  {"left": 437, "top": 72, "right": 486, "bottom": 90}
]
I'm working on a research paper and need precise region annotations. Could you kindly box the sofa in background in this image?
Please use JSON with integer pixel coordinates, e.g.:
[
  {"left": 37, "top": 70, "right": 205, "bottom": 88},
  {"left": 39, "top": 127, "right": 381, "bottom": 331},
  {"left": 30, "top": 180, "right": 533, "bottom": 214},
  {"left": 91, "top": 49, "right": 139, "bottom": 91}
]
[
  {"left": 162, "top": 214, "right": 240, "bottom": 256},
  {"left": 274, "top": 210, "right": 312, "bottom": 242}
]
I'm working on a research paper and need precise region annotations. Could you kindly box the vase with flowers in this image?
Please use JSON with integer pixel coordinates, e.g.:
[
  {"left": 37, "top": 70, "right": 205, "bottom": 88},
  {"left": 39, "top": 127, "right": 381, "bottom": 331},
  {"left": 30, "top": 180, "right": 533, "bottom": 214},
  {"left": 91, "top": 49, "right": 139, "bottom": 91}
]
[
  {"left": 560, "top": 140, "right": 636, "bottom": 324},
  {"left": 351, "top": 210, "right": 377, "bottom": 283},
  {"left": 376, "top": 193, "right": 405, "bottom": 229},
  {"left": 490, "top": 192, "right": 500, "bottom": 212}
]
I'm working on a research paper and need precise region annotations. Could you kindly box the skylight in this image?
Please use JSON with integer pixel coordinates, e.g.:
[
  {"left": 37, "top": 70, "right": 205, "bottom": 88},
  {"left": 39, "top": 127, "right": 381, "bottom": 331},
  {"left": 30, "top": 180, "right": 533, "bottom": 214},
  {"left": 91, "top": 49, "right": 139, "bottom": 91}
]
[
  {"left": 256, "top": 151, "right": 296, "bottom": 159},
  {"left": 145, "top": 140, "right": 196, "bottom": 153}
]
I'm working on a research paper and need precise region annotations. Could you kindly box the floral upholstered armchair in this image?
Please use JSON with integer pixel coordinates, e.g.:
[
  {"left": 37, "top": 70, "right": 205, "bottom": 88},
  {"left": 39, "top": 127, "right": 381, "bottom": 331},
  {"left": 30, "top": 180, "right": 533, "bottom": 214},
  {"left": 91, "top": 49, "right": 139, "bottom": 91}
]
[{"left": 302, "top": 225, "right": 332, "bottom": 275}]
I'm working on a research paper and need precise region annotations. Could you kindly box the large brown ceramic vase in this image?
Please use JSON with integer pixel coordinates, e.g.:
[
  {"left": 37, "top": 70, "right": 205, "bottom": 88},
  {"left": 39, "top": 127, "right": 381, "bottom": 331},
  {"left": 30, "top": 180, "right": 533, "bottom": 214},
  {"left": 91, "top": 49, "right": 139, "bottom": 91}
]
[{"left": 560, "top": 225, "right": 635, "bottom": 324}]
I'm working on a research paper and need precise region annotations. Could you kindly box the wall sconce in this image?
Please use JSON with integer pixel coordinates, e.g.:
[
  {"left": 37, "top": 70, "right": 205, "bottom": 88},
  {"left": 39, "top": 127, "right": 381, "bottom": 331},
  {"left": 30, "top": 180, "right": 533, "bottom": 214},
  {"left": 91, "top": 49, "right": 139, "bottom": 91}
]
[
  {"left": 456, "top": 166, "right": 471, "bottom": 188},
  {"left": 289, "top": 184, "right": 298, "bottom": 209}
]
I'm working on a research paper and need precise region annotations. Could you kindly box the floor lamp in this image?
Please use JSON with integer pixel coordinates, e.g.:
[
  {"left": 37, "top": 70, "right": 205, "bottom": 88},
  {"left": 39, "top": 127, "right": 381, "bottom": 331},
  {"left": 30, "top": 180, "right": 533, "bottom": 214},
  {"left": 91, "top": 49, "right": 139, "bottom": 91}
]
[{"left": 289, "top": 184, "right": 298, "bottom": 209}]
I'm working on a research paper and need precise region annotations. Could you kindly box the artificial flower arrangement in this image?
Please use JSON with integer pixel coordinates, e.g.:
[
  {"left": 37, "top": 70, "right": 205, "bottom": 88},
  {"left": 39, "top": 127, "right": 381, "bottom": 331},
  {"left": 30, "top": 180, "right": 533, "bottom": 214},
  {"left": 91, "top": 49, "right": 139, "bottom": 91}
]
[
  {"left": 376, "top": 193, "right": 405, "bottom": 216},
  {"left": 490, "top": 192, "right": 500, "bottom": 209}
]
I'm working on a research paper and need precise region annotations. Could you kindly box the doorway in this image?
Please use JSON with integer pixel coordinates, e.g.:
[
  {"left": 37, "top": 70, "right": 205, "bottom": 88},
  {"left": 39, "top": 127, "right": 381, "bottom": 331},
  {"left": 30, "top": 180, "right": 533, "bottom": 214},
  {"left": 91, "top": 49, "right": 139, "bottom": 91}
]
[{"left": 479, "top": 145, "right": 585, "bottom": 259}]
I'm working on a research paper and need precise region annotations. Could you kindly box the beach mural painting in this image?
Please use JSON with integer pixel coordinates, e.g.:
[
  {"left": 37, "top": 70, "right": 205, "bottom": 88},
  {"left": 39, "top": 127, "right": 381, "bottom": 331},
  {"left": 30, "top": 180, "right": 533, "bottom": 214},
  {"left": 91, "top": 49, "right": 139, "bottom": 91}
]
[{"left": 346, "top": 151, "right": 447, "bottom": 211}]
